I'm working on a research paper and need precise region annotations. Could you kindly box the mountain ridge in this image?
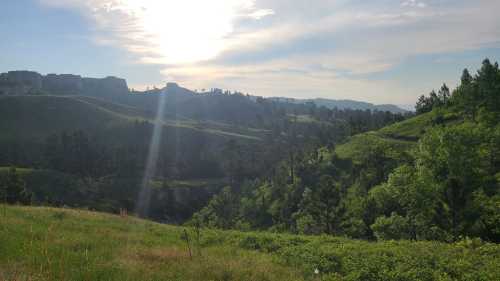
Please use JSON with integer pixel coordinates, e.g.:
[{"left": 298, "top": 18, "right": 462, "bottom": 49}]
[
  {"left": 0, "top": 70, "right": 407, "bottom": 113},
  {"left": 269, "top": 97, "right": 408, "bottom": 113}
]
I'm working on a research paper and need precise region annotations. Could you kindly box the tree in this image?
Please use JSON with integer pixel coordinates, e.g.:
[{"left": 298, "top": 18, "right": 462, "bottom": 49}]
[
  {"left": 461, "top": 68, "right": 472, "bottom": 85},
  {"left": 415, "top": 95, "right": 433, "bottom": 114},
  {"left": 192, "top": 187, "right": 239, "bottom": 229},
  {"left": 371, "top": 212, "right": 412, "bottom": 240},
  {"left": 437, "top": 84, "right": 450, "bottom": 106},
  {"left": 4, "top": 167, "right": 31, "bottom": 205},
  {"left": 295, "top": 175, "right": 342, "bottom": 234},
  {"left": 0, "top": 174, "right": 6, "bottom": 205}
]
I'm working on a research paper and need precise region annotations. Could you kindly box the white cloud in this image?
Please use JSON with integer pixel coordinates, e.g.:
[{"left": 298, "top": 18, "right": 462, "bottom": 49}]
[
  {"left": 401, "top": 0, "right": 427, "bottom": 8},
  {"left": 40, "top": 0, "right": 500, "bottom": 104},
  {"left": 40, "top": 0, "right": 274, "bottom": 64}
]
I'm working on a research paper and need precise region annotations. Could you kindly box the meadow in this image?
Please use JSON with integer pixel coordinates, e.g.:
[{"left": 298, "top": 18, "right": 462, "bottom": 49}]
[{"left": 1, "top": 205, "right": 499, "bottom": 281}]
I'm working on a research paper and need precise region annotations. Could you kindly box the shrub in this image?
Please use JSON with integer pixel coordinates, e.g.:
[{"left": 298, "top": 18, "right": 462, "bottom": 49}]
[{"left": 371, "top": 212, "right": 412, "bottom": 240}]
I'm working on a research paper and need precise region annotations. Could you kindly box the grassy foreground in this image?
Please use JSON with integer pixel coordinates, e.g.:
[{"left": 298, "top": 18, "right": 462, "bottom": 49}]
[{"left": 1, "top": 206, "right": 499, "bottom": 281}]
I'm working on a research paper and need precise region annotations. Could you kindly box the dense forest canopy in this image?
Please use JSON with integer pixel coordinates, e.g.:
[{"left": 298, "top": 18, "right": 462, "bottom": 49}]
[{"left": 190, "top": 59, "right": 500, "bottom": 242}]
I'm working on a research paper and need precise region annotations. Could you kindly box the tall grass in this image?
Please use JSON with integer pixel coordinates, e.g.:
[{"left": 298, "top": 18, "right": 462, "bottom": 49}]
[
  {"left": 0, "top": 205, "right": 303, "bottom": 281},
  {"left": 1, "top": 205, "right": 499, "bottom": 281}
]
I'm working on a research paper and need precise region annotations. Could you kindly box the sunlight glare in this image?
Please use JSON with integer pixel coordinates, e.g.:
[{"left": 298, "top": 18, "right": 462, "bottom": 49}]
[{"left": 106, "top": 0, "right": 273, "bottom": 64}]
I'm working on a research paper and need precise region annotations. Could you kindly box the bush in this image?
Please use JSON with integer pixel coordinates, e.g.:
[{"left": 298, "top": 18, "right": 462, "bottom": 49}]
[{"left": 371, "top": 212, "right": 412, "bottom": 240}]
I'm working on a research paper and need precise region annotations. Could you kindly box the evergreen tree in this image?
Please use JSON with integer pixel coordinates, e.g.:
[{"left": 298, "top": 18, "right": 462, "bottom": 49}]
[
  {"left": 461, "top": 68, "right": 472, "bottom": 85},
  {"left": 5, "top": 167, "right": 31, "bottom": 205},
  {"left": 438, "top": 84, "right": 450, "bottom": 106},
  {"left": 0, "top": 174, "right": 6, "bottom": 205}
]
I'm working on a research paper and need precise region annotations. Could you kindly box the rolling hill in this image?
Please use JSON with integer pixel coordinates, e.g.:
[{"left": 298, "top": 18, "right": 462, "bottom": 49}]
[
  {"left": 0, "top": 95, "right": 264, "bottom": 142},
  {"left": 332, "top": 108, "right": 461, "bottom": 163}
]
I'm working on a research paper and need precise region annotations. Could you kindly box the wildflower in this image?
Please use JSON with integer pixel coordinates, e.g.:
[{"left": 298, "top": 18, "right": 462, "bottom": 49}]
[{"left": 314, "top": 268, "right": 320, "bottom": 275}]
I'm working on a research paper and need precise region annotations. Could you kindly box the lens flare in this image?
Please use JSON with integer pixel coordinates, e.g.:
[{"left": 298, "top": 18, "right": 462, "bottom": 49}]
[{"left": 136, "top": 88, "right": 167, "bottom": 217}]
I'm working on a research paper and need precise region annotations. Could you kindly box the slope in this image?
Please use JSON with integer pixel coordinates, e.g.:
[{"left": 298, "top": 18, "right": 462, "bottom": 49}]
[
  {"left": 1, "top": 205, "right": 498, "bottom": 281},
  {"left": 333, "top": 108, "right": 461, "bottom": 163},
  {"left": 0, "top": 95, "right": 263, "bottom": 142}
]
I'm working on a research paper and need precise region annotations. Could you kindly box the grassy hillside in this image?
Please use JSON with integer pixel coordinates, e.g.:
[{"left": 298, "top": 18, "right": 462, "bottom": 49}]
[
  {"left": 0, "top": 95, "right": 263, "bottom": 142},
  {"left": 1, "top": 206, "right": 499, "bottom": 281},
  {"left": 0, "top": 95, "right": 129, "bottom": 141},
  {"left": 333, "top": 109, "right": 461, "bottom": 163}
]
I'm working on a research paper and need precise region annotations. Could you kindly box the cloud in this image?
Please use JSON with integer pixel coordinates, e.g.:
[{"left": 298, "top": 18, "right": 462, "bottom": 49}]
[
  {"left": 39, "top": 0, "right": 500, "bottom": 104},
  {"left": 401, "top": 0, "right": 427, "bottom": 8},
  {"left": 39, "top": 0, "right": 275, "bottom": 64}
]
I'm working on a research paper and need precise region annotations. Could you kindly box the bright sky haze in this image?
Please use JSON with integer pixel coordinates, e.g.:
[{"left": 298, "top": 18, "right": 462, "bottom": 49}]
[{"left": 1, "top": 0, "right": 500, "bottom": 106}]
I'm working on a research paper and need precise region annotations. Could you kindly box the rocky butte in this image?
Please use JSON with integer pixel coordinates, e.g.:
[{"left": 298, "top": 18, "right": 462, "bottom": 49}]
[{"left": 0, "top": 71, "right": 129, "bottom": 97}]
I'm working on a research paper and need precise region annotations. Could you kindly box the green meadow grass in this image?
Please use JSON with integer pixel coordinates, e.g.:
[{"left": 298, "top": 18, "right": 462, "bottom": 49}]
[
  {"left": 334, "top": 132, "right": 415, "bottom": 164},
  {"left": 1, "top": 205, "right": 499, "bottom": 281},
  {"left": 333, "top": 110, "right": 463, "bottom": 164},
  {"left": 0, "top": 205, "right": 303, "bottom": 281}
]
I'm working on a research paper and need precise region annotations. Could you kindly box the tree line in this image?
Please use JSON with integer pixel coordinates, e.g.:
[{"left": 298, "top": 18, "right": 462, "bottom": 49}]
[
  {"left": 0, "top": 92, "right": 406, "bottom": 224},
  {"left": 190, "top": 59, "right": 500, "bottom": 242}
]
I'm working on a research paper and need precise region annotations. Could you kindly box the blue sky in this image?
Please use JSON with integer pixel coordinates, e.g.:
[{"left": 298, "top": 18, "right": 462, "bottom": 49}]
[{"left": 1, "top": 0, "right": 499, "bottom": 106}]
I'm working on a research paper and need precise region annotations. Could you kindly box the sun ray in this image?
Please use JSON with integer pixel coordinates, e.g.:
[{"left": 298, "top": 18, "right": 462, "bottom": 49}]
[{"left": 136, "top": 87, "right": 168, "bottom": 217}]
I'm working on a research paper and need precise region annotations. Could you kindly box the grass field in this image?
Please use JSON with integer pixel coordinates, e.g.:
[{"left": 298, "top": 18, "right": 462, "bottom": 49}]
[{"left": 1, "top": 205, "right": 499, "bottom": 281}]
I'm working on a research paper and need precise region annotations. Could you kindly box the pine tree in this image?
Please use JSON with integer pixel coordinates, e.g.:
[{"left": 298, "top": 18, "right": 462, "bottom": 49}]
[
  {"left": 5, "top": 167, "right": 30, "bottom": 205},
  {"left": 0, "top": 174, "right": 6, "bottom": 205},
  {"left": 461, "top": 68, "right": 472, "bottom": 85}
]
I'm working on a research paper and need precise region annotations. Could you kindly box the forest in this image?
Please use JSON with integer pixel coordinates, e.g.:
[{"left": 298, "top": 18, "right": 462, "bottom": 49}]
[
  {"left": 1, "top": 59, "right": 499, "bottom": 243},
  {"left": 190, "top": 59, "right": 500, "bottom": 242}
]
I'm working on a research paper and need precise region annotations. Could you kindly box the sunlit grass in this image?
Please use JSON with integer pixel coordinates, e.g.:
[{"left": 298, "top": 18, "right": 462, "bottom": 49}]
[
  {"left": 2, "top": 205, "right": 500, "bottom": 281},
  {"left": 0, "top": 205, "right": 304, "bottom": 281}
]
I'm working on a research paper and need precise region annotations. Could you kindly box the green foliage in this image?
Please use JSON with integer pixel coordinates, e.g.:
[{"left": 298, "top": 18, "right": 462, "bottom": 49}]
[
  {"left": 2, "top": 206, "right": 499, "bottom": 281},
  {"left": 191, "top": 187, "right": 240, "bottom": 229},
  {"left": 0, "top": 167, "right": 31, "bottom": 205},
  {"left": 192, "top": 58, "right": 500, "bottom": 243},
  {"left": 294, "top": 175, "right": 343, "bottom": 234},
  {"left": 1, "top": 58, "right": 499, "bottom": 246},
  {"left": 371, "top": 212, "right": 412, "bottom": 240},
  {"left": 415, "top": 83, "right": 452, "bottom": 115}
]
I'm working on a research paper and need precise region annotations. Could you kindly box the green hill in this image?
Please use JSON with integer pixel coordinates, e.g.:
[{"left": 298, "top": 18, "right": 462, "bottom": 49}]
[
  {"left": 0, "top": 95, "right": 129, "bottom": 141},
  {"left": 197, "top": 59, "right": 499, "bottom": 241},
  {"left": 1, "top": 205, "right": 499, "bottom": 281},
  {"left": 333, "top": 108, "right": 461, "bottom": 163},
  {"left": 0, "top": 95, "right": 263, "bottom": 142}
]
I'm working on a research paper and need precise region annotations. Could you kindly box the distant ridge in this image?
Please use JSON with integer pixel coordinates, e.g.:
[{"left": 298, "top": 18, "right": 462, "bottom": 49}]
[
  {"left": 0, "top": 70, "right": 407, "bottom": 113},
  {"left": 269, "top": 97, "right": 408, "bottom": 114}
]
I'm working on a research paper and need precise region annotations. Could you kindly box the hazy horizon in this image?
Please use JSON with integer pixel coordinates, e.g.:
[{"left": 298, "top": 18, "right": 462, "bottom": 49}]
[{"left": 2, "top": 0, "right": 500, "bottom": 105}]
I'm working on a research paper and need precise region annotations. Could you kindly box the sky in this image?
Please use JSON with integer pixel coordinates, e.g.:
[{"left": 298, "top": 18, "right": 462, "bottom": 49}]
[{"left": 1, "top": 0, "right": 500, "bottom": 106}]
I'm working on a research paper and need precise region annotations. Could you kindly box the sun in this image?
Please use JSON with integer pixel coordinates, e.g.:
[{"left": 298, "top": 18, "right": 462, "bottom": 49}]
[{"left": 105, "top": 0, "right": 272, "bottom": 65}]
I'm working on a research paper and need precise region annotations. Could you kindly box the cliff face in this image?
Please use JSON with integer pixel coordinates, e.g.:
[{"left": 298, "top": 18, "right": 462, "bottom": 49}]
[
  {"left": 0, "top": 71, "right": 43, "bottom": 95},
  {"left": 43, "top": 74, "right": 83, "bottom": 95},
  {"left": 82, "top": 76, "right": 129, "bottom": 98},
  {"left": 0, "top": 71, "right": 129, "bottom": 97}
]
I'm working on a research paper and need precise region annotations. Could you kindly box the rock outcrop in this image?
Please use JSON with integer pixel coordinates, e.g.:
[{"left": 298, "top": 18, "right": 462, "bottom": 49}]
[
  {"left": 42, "top": 74, "right": 83, "bottom": 95},
  {"left": 0, "top": 71, "right": 129, "bottom": 97},
  {"left": 0, "top": 71, "right": 43, "bottom": 95},
  {"left": 82, "top": 76, "right": 129, "bottom": 98}
]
